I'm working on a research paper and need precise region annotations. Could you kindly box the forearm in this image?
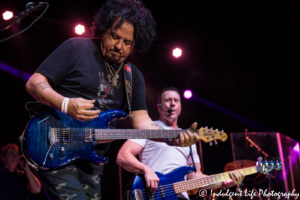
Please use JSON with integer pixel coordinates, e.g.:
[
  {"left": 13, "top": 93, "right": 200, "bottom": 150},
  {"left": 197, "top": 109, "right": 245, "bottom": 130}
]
[
  {"left": 25, "top": 168, "right": 41, "bottom": 193},
  {"left": 116, "top": 151, "right": 148, "bottom": 174},
  {"left": 25, "top": 73, "right": 64, "bottom": 110},
  {"left": 131, "top": 110, "right": 162, "bottom": 129}
]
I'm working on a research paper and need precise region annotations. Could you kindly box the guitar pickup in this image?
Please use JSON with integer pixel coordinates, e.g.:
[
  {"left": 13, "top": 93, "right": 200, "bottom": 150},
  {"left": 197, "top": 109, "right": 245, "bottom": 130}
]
[
  {"left": 61, "top": 128, "right": 70, "bottom": 143},
  {"left": 50, "top": 128, "right": 59, "bottom": 144},
  {"left": 49, "top": 128, "right": 70, "bottom": 144},
  {"left": 84, "top": 128, "right": 93, "bottom": 142}
]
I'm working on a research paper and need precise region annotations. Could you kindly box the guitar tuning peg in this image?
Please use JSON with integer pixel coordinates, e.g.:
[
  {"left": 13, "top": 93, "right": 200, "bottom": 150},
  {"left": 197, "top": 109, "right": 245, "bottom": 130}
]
[
  {"left": 205, "top": 126, "right": 208, "bottom": 129},
  {"left": 221, "top": 130, "right": 224, "bottom": 132},
  {"left": 257, "top": 156, "right": 263, "bottom": 161},
  {"left": 209, "top": 142, "right": 213, "bottom": 146},
  {"left": 216, "top": 128, "right": 219, "bottom": 131},
  {"left": 210, "top": 127, "right": 213, "bottom": 130},
  {"left": 214, "top": 140, "right": 218, "bottom": 145}
]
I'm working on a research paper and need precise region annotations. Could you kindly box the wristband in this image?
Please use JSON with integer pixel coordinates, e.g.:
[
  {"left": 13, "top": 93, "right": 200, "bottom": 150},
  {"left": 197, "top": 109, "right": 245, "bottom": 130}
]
[{"left": 61, "top": 98, "right": 70, "bottom": 114}]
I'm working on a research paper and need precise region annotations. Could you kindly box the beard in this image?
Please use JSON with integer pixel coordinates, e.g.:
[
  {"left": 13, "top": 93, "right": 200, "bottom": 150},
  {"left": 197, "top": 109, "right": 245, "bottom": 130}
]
[{"left": 104, "top": 51, "right": 122, "bottom": 64}]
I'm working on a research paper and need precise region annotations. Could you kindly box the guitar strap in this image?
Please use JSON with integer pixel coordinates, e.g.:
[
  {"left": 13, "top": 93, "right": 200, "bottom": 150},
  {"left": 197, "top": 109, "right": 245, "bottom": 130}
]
[
  {"left": 189, "top": 146, "right": 197, "bottom": 173},
  {"left": 123, "top": 61, "right": 133, "bottom": 119}
]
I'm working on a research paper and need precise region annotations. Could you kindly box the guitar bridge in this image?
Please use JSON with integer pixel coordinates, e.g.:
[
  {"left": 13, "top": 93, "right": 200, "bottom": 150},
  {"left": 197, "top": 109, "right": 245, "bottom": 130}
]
[{"left": 133, "top": 190, "right": 143, "bottom": 200}]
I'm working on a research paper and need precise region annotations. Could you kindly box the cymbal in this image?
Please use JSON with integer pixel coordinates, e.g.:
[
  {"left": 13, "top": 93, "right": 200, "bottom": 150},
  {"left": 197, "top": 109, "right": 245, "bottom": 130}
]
[
  {"left": 252, "top": 173, "right": 268, "bottom": 185},
  {"left": 224, "top": 160, "right": 256, "bottom": 172}
]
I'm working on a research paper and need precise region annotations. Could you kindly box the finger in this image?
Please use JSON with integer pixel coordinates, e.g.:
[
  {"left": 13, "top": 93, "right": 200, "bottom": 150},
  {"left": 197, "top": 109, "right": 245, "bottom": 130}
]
[
  {"left": 193, "top": 133, "right": 200, "bottom": 142},
  {"left": 77, "top": 115, "right": 99, "bottom": 121},
  {"left": 80, "top": 98, "right": 96, "bottom": 103},
  {"left": 180, "top": 132, "right": 190, "bottom": 147},
  {"left": 186, "top": 130, "right": 195, "bottom": 144},
  {"left": 79, "top": 110, "right": 101, "bottom": 116},
  {"left": 79, "top": 102, "right": 98, "bottom": 110},
  {"left": 146, "top": 180, "right": 151, "bottom": 189},
  {"left": 190, "top": 122, "right": 198, "bottom": 130}
]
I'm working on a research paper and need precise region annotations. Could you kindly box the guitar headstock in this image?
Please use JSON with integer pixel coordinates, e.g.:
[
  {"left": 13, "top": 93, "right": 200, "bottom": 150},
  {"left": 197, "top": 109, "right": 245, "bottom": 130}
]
[
  {"left": 196, "top": 127, "right": 228, "bottom": 145},
  {"left": 256, "top": 160, "right": 283, "bottom": 174}
]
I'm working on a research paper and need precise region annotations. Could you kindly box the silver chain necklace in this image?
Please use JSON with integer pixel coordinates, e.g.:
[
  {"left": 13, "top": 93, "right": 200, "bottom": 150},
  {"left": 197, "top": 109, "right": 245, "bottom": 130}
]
[{"left": 104, "top": 60, "right": 123, "bottom": 87}]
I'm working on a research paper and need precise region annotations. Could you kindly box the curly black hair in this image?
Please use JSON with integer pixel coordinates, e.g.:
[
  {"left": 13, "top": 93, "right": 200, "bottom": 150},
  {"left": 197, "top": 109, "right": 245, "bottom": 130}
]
[{"left": 91, "top": 0, "right": 156, "bottom": 53}]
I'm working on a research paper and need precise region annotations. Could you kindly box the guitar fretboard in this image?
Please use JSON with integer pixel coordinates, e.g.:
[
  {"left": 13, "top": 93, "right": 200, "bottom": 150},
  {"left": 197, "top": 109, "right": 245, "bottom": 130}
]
[
  {"left": 173, "top": 166, "right": 258, "bottom": 194},
  {"left": 94, "top": 129, "right": 184, "bottom": 140}
]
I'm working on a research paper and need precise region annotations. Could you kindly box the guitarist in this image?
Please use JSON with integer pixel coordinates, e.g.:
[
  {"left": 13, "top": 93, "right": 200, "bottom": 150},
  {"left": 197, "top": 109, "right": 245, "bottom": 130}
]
[
  {"left": 25, "top": 1, "right": 200, "bottom": 199},
  {"left": 117, "top": 87, "right": 245, "bottom": 200}
]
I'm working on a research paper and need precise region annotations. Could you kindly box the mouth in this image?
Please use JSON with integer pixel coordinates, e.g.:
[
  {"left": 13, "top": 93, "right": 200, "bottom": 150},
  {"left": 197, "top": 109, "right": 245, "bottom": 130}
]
[{"left": 110, "top": 51, "right": 122, "bottom": 56}]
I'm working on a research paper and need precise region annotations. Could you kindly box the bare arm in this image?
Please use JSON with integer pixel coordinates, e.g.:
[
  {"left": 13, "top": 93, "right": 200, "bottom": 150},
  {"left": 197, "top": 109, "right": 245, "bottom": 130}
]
[
  {"left": 187, "top": 163, "right": 244, "bottom": 189},
  {"left": 131, "top": 110, "right": 200, "bottom": 147},
  {"left": 25, "top": 162, "right": 41, "bottom": 194},
  {"left": 25, "top": 72, "right": 100, "bottom": 121},
  {"left": 116, "top": 140, "right": 159, "bottom": 193}
]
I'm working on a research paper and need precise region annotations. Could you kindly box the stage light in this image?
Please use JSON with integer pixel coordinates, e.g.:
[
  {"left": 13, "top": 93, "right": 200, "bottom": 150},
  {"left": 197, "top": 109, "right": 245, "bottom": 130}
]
[
  {"left": 75, "top": 24, "right": 85, "bottom": 35},
  {"left": 293, "top": 143, "right": 299, "bottom": 152},
  {"left": 183, "top": 90, "right": 192, "bottom": 99},
  {"left": 173, "top": 48, "right": 182, "bottom": 58},
  {"left": 3, "top": 11, "right": 13, "bottom": 20}
]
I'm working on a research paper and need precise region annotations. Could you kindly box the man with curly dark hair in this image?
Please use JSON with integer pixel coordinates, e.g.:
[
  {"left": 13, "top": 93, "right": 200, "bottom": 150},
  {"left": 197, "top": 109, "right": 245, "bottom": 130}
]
[{"left": 25, "top": 0, "right": 200, "bottom": 199}]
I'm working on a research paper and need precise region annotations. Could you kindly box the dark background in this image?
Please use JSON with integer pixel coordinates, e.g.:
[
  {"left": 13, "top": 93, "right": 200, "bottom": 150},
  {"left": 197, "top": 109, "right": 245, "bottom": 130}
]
[{"left": 0, "top": 0, "right": 299, "bottom": 199}]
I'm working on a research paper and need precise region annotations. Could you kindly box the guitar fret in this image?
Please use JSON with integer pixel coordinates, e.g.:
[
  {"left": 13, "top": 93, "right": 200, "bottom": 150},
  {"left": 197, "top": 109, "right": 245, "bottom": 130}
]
[{"left": 174, "top": 166, "right": 259, "bottom": 194}]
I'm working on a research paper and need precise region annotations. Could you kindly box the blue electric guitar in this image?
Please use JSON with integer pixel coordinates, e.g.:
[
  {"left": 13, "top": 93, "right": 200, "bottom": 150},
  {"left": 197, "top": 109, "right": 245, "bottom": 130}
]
[
  {"left": 132, "top": 160, "right": 282, "bottom": 200},
  {"left": 22, "top": 108, "right": 228, "bottom": 170}
]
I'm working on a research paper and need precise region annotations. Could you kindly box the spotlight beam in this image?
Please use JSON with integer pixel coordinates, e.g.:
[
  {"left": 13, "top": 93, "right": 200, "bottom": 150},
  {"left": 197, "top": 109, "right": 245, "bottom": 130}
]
[{"left": 193, "top": 95, "right": 272, "bottom": 130}]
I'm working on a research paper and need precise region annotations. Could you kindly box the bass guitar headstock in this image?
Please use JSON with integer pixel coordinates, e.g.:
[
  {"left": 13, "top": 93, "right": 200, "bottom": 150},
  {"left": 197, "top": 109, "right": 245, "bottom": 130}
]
[
  {"left": 195, "top": 126, "right": 228, "bottom": 145},
  {"left": 256, "top": 160, "right": 282, "bottom": 174}
]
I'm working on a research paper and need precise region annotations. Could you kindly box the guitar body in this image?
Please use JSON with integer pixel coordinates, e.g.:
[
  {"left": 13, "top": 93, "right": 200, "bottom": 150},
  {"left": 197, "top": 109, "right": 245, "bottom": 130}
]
[
  {"left": 132, "top": 166, "right": 195, "bottom": 200},
  {"left": 24, "top": 108, "right": 127, "bottom": 169}
]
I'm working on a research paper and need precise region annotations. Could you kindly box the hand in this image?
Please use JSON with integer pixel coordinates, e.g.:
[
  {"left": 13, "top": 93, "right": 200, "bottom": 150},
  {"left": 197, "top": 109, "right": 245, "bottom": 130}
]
[
  {"left": 144, "top": 166, "right": 160, "bottom": 193},
  {"left": 229, "top": 171, "right": 245, "bottom": 184},
  {"left": 174, "top": 122, "right": 200, "bottom": 147},
  {"left": 67, "top": 98, "right": 100, "bottom": 121}
]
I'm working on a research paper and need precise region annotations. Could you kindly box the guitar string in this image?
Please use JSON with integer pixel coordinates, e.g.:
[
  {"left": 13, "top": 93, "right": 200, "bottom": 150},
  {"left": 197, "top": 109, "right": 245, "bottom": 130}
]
[
  {"left": 138, "top": 168, "right": 256, "bottom": 199},
  {"left": 136, "top": 177, "right": 223, "bottom": 200}
]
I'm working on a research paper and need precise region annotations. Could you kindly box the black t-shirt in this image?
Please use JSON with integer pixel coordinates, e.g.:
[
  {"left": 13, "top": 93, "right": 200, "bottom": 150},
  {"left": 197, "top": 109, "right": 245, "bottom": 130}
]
[
  {"left": 0, "top": 168, "right": 29, "bottom": 200},
  {"left": 36, "top": 37, "right": 147, "bottom": 112}
]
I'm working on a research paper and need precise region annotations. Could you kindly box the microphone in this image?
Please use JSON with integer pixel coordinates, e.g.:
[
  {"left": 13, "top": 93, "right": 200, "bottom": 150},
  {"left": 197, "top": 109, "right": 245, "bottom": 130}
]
[
  {"left": 26, "top": 2, "right": 47, "bottom": 10},
  {"left": 159, "top": 103, "right": 173, "bottom": 114}
]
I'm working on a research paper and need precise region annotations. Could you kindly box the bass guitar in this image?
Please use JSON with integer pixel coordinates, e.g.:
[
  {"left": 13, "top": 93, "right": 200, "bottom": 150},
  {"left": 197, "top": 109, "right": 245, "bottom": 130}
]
[
  {"left": 22, "top": 108, "right": 227, "bottom": 169},
  {"left": 132, "top": 160, "right": 282, "bottom": 200}
]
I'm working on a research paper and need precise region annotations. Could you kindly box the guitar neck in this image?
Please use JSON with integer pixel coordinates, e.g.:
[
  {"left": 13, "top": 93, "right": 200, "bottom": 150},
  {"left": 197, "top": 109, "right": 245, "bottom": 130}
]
[
  {"left": 173, "top": 166, "right": 258, "bottom": 194},
  {"left": 94, "top": 129, "right": 185, "bottom": 140}
]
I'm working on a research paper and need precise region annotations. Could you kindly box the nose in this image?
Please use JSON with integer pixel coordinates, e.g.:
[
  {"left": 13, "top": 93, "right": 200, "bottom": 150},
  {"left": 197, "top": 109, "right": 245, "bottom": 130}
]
[
  {"left": 170, "top": 100, "right": 176, "bottom": 106},
  {"left": 114, "top": 41, "right": 122, "bottom": 51}
]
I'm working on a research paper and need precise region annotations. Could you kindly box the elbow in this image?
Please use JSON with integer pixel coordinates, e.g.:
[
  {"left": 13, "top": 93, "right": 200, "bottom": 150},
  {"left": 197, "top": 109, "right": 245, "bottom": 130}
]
[
  {"left": 116, "top": 152, "right": 125, "bottom": 167},
  {"left": 30, "top": 185, "right": 41, "bottom": 194},
  {"left": 25, "top": 77, "right": 34, "bottom": 94}
]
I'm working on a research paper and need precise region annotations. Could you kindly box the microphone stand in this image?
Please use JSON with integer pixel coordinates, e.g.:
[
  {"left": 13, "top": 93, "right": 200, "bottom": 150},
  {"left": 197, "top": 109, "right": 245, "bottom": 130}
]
[
  {"left": 0, "top": 2, "right": 49, "bottom": 42},
  {"left": 245, "top": 136, "right": 269, "bottom": 157}
]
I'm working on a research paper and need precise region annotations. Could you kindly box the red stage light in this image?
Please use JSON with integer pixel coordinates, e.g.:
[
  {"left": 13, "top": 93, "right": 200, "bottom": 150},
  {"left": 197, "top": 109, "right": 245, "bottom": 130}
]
[
  {"left": 173, "top": 48, "right": 182, "bottom": 58},
  {"left": 3, "top": 11, "right": 13, "bottom": 20},
  {"left": 75, "top": 24, "right": 85, "bottom": 35}
]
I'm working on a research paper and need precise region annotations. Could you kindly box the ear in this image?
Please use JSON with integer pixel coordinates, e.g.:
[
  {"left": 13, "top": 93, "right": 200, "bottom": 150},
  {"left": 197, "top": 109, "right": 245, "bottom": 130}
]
[{"left": 157, "top": 103, "right": 161, "bottom": 112}]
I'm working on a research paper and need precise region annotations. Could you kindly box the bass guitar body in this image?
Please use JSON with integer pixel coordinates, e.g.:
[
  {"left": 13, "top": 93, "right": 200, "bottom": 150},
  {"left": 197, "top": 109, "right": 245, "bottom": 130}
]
[
  {"left": 132, "top": 166, "right": 195, "bottom": 200},
  {"left": 24, "top": 108, "right": 127, "bottom": 169}
]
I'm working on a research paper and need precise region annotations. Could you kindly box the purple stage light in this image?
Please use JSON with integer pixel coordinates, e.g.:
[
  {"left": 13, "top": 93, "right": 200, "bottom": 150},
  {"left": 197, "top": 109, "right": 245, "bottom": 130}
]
[
  {"left": 293, "top": 143, "right": 299, "bottom": 152},
  {"left": 183, "top": 90, "right": 192, "bottom": 99}
]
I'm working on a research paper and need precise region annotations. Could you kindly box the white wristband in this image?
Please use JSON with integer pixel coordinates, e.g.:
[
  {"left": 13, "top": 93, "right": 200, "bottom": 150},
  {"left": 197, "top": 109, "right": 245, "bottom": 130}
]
[{"left": 61, "top": 98, "right": 70, "bottom": 114}]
